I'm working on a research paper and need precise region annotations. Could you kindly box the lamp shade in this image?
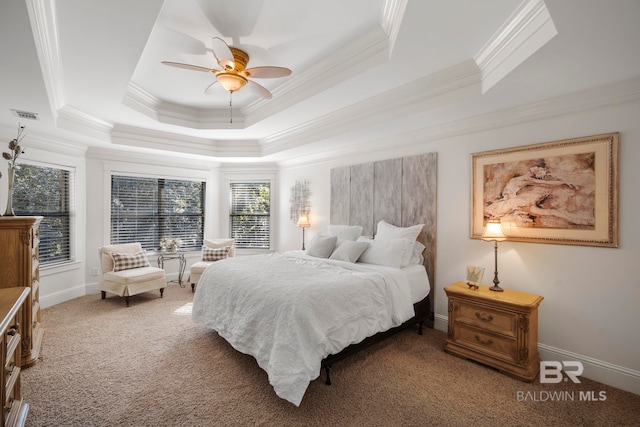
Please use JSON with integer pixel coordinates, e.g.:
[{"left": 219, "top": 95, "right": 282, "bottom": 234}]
[
  {"left": 217, "top": 73, "right": 248, "bottom": 92},
  {"left": 297, "top": 215, "right": 310, "bottom": 228},
  {"left": 482, "top": 219, "right": 506, "bottom": 242}
]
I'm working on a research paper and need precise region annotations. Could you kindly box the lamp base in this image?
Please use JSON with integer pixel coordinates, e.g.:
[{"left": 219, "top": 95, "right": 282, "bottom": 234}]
[{"left": 489, "top": 284, "right": 504, "bottom": 292}]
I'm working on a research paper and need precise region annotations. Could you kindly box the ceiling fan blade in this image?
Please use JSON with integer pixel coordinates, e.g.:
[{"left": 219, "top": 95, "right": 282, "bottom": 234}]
[
  {"left": 161, "top": 61, "right": 215, "bottom": 73},
  {"left": 212, "top": 37, "right": 235, "bottom": 71},
  {"left": 242, "top": 66, "right": 292, "bottom": 79},
  {"left": 245, "top": 80, "right": 273, "bottom": 99},
  {"left": 204, "top": 81, "right": 219, "bottom": 95}
]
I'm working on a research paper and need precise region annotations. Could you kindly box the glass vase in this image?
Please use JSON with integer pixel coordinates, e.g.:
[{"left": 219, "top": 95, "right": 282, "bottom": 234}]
[{"left": 4, "top": 165, "right": 15, "bottom": 216}]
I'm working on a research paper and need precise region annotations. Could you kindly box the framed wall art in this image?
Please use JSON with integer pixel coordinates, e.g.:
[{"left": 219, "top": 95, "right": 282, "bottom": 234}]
[{"left": 471, "top": 133, "right": 618, "bottom": 247}]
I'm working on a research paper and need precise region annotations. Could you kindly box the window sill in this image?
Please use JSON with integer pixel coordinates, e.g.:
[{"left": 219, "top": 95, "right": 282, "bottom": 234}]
[{"left": 40, "top": 261, "right": 82, "bottom": 276}]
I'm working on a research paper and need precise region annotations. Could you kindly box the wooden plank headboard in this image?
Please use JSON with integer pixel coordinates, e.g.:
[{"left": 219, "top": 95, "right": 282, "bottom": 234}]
[{"left": 330, "top": 152, "right": 437, "bottom": 324}]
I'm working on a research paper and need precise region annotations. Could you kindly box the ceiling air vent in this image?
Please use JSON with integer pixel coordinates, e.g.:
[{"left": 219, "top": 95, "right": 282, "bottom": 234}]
[{"left": 11, "top": 109, "right": 39, "bottom": 120}]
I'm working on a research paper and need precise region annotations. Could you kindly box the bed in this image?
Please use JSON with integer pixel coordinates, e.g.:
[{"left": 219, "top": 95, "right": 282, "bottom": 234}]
[
  {"left": 192, "top": 248, "right": 430, "bottom": 406},
  {"left": 192, "top": 152, "right": 437, "bottom": 406}
]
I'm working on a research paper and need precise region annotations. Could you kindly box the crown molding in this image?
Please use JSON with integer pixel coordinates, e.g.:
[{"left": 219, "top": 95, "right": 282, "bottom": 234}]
[
  {"left": 56, "top": 105, "right": 113, "bottom": 142},
  {"left": 123, "top": 82, "right": 244, "bottom": 129},
  {"left": 26, "top": 0, "right": 65, "bottom": 119},
  {"left": 279, "top": 76, "right": 640, "bottom": 167},
  {"left": 381, "top": 0, "right": 409, "bottom": 56},
  {"left": 262, "top": 59, "right": 482, "bottom": 156},
  {"left": 87, "top": 145, "right": 219, "bottom": 171},
  {"left": 110, "top": 124, "right": 261, "bottom": 158},
  {"left": 243, "top": 26, "right": 391, "bottom": 126},
  {"left": 0, "top": 124, "right": 87, "bottom": 158},
  {"left": 474, "top": 0, "right": 557, "bottom": 93},
  {"left": 122, "top": 82, "right": 161, "bottom": 121}
]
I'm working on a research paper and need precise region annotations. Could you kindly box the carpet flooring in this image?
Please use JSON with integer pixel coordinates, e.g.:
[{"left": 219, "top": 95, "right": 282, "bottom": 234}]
[{"left": 21, "top": 285, "right": 640, "bottom": 426}]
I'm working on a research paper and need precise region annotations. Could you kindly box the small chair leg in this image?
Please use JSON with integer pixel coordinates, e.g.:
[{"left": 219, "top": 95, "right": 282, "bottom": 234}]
[
  {"left": 160, "top": 288, "right": 164, "bottom": 298},
  {"left": 101, "top": 291, "right": 106, "bottom": 300},
  {"left": 125, "top": 296, "right": 130, "bottom": 307},
  {"left": 191, "top": 283, "right": 196, "bottom": 293},
  {"left": 418, "top": 321, "right": 424, "bottom": 335}
]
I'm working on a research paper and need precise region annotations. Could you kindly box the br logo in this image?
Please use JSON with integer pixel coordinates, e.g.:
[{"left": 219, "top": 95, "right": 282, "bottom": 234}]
[{"left": 540, "top": 361, "right": 583, "bottom": 383}]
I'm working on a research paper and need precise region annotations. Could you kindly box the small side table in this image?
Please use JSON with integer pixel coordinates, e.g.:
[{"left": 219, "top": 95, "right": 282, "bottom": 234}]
[
  {"left": 157, "top": 252, "right": 186, "bottom": 287},
  {"left": 444, "top": 281, "right": 543, "bottom": 382}
]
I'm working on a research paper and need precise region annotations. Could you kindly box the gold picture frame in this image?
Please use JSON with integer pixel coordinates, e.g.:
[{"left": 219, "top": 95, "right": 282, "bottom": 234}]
[{"left": 471, "top": 133, "right": 618, "bottom": 247}]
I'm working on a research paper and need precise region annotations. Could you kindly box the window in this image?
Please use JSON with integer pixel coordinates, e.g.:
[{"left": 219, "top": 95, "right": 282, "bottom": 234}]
[
  {"left": 111, "top": 176, "right": 205, "bottom": 251},
  {"left": 229, "top": 182, "right": 271, "bottom": 249},
  {"left": 14, "top": 163, "right": 72, "bottom": 266}
]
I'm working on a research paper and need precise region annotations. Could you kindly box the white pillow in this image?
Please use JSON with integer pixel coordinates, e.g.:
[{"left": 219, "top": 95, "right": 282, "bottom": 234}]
[
  {"left": 204, "top": 238, "right": 236, "bottom": 257},
  {"left": 327, "top": 224, "right": 363, "bottom": 247},
  {"left": 375, "top": 221, "right": 424, "bottom": 266},
  {"left": 307, "top": 235, "right": 337, "bottom": 258},
  {"left": 409, "top": 241, "right": 426, "bottom": 265},
  {"left": 375, "top": 220, "right": 424, "bottom": 243},
  {"left": 358, "top": 238, "right": 413, "bottom": 269},
  {"left": 329, "top": 241, "right": 369, "bottom": 263}
]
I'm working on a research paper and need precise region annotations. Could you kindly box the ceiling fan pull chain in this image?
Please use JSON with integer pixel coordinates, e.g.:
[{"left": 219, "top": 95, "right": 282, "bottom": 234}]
[{"left": 229, "top": 92, "right": 233, "bottom": 124}]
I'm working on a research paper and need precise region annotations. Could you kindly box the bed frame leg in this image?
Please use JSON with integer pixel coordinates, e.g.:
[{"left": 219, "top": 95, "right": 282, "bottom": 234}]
[
  {"left": 324, "top": 366, "right": 332, "bottom": 385},
  {"left": 418, "top": 321, "right": 424, "bottom": 335}
]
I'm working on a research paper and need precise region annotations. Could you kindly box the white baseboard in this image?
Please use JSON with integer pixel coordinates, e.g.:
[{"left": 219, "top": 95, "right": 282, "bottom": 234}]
[
  {"left": 436, "top": 314, "right": 639, "bottom": 396},
  {"left": 434, "top": 313, "right": 448, "bottom": 333},
  {"left": 538, "top": 344, "right": 640, "bottom": 396},
  {"left": 40, "top": 284, "right": 88, "bottom": 309}
]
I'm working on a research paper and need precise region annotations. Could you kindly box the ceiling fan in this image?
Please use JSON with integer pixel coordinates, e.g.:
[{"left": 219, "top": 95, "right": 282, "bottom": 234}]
[{"left": 161, "top": 37, "right": 292, "bottom": 100}]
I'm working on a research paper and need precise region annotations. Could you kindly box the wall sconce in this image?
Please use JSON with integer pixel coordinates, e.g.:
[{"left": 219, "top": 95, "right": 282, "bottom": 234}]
[
  {"left": 482, "top": 218, "right": 506, "bottom": 292},
  {"left": 297, "top": 214, "right": 310, "bottom": 250}
]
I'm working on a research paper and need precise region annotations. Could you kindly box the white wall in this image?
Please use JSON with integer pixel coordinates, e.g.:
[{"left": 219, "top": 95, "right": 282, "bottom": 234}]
[{"left": 277, "top": 100, "right": 640, "bottom": 395}]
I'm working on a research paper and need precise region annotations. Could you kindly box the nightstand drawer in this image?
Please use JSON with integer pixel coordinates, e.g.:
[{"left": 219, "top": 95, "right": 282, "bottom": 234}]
[
  {"left": 456, "top": 301, "right": 516, "bottom": 337},
  {"left": 455, "top": 324, "right": 517, "bottom": 363}
]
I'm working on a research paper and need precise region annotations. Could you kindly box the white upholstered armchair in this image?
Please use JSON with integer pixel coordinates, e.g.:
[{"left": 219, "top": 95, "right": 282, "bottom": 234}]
[
  {"left": 98, "top": 242, "right": 167, "bottom": 306},
  {"left": 188, "top": 238, "right": 235, "bottom": 292}
]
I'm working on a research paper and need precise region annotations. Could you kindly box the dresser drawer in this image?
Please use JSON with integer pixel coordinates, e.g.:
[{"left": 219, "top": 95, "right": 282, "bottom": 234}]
[
  {"left": 5, "top": 332, "right": 20, "bottom": 366},
  {"left": 455, "top": 301, "right": 516, "bottom": 337},
  {"left": 4, "top": 365, "right": 20, "bottom": 407},
  {"left": 453, "top": 324, "right": 517, "bottom": 363}
]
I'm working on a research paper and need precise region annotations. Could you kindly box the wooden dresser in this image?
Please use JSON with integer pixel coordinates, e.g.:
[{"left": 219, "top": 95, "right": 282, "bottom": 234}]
[
  {"left": 1, "top": 287, "right": 30, "bottom": 426},
  {"left": 444, "top": 281, "right": 543, "bottom": 382},
  {"left": 0, "top": 217, "right": 44, "bottom": 368}
]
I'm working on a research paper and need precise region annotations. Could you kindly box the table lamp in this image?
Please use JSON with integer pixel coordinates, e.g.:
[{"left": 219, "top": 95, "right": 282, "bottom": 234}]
[
  {"left": 297, "top": 214, "right": 310, "bottom": 250},
  {"left": 482, "top": 218, "right": 506, "bottom": 292}
]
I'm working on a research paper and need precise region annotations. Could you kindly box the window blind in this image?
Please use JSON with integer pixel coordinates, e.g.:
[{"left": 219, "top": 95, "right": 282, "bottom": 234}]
[
  {"left": 111, "top": 176, "right": 205, "bottom": 251},
  {"left": 14, "top": 164, "right": 72, "bottom": 266},
  {"left": 229, "top": 182, "right": 270, "bottom": 249}
]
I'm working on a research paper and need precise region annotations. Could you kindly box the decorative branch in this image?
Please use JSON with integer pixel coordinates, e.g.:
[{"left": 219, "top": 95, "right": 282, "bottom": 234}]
[{"left": 3, "top": 123, "right": 27, "bottom": 170}]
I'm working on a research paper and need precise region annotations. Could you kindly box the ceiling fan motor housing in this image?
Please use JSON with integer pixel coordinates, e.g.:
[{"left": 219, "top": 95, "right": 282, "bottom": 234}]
[{"left": 229, "top": 47, "right": 249, "bottom": 71}]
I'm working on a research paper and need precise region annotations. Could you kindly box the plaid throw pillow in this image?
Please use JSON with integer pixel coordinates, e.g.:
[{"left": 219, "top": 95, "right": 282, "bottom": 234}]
[
  {"left": 202, "top": 246, "right": 231, "bottom": 262},
  {"left": 111, "top": 251, "right": 151, "bottom": 272}
]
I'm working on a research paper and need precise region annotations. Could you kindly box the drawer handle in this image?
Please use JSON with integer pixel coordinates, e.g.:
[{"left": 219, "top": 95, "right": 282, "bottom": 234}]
[
  {"left": 475, "top": 335, "right": 493, "bottom": 346},
  {"left": 7, "top": 323, "right": 19, "bottom": 335},
  {"left": 4, "top": 397, "right": 14, "bottom": 413},
  {"left": 6, "top": 362, "right": 16, "bottom": 376},
  {"left": 475, "top": 312, "right": 493, "bottom": 322}
]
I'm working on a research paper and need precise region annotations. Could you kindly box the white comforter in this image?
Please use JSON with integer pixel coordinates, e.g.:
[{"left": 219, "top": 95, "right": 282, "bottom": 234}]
[{"left": 191, "top": 252, "right": 415, "bottom": 406}]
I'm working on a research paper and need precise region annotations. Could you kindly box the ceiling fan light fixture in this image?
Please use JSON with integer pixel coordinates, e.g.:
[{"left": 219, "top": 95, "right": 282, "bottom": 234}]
[{"left": 217, "top": 73, "right": 248, "bottom": 92}]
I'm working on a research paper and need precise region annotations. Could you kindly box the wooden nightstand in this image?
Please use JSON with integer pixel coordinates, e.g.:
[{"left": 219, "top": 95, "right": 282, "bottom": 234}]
[{"left": 444, "top": 281, "right": 543, "bottom": 382}]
